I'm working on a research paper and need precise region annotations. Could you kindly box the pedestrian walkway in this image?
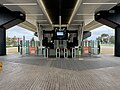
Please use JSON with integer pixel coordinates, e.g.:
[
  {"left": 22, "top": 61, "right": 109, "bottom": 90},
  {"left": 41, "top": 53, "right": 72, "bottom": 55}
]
[{"left": 0, "top": 54, "right": 120, "bottom": 90}]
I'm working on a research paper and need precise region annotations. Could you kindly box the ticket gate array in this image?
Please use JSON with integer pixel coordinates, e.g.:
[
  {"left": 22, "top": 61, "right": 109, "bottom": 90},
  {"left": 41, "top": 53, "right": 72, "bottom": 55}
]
[
  {"left": 42, "top": 48, "right": 77, "bottom": 58},
  {"left": 19, "top": 39, "right": 100, "bottom": 58},
  {"left": 56, "top": 48, "right": 68, "bottom": 58}
]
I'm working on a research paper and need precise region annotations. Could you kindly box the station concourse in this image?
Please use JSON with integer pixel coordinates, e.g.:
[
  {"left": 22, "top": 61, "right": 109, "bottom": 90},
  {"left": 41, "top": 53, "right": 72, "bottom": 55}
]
[{"left": 0, "top": 0, "right": 120, "bottom": 90}]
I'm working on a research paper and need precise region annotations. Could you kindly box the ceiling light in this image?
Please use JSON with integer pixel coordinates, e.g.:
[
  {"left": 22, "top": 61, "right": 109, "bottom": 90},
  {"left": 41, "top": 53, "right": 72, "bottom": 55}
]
[
  {"left": 68, "top": 0, "right": 82, "bottom": 25},
  {"left": 3, "top": 3, "right": 37, "bottom": 6},
  {"left": 83, "top": 3, "right": 117, "bottom": 5},
  {"left": 76, "top": 14, "right": 94, "bottom": 16},
  {"left": 26, "top": 14, "right": 44, "bottom": 16}
]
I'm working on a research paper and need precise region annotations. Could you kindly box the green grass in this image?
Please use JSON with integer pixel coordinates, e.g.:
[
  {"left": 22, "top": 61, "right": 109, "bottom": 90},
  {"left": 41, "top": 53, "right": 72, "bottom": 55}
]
[
  {"left": 6, "top": 46, "right": 17, "bottom": 48},
  {"left": 100, "top": 44, "right": 114, "bottom": 47}
]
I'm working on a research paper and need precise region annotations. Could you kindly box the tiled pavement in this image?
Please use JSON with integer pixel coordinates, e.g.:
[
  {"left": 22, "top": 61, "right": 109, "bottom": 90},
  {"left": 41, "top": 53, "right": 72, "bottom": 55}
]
[{"left": 0, "top": 54, "right": 120, "bottom": 90}]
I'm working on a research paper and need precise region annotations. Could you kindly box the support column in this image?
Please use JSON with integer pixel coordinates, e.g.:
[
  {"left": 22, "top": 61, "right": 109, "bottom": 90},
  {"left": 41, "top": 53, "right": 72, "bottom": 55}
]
[
  {"left": 0, "top": 27, "right": 6, "bottom": 56},
  {"left": 115, "top": 26, "right": 120, "bottom": 57},
  {"left": 37, "top": 23, "right": 43, "bottom": 47},
  {"left": 78, "top": 23, "right": 84, "bottom": 46},
  {"left": 78, "top": 25, "right": 81, "bottom": 46}
]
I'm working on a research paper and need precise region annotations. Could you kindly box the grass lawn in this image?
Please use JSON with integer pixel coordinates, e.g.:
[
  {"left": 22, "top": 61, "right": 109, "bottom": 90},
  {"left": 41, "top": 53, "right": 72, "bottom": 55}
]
[
  {"left": 100, "top": 44, "right": 114, "bottom": 47},
  {"left": 6, "top": 46, "right": 17, "bottom": 48}
]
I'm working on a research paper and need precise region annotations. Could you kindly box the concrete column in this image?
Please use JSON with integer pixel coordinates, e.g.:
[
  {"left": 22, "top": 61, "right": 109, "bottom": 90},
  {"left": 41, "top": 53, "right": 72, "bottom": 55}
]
[
  {"left": 37, "top": 23, "right": 43, "bottom": 48},
  {"left": 0, "top": 27, "right": 6, "bottom": 56},
  {"left": 78, "top": 24, "right": 84, "bottom": 46},
  {"left": 115, "top": 26, "right": 120, "bottom": 57}
]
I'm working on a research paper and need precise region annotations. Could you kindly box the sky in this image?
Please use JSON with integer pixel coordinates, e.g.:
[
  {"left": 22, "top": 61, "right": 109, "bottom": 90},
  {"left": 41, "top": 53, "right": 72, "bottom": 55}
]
[
  {"left": 87, "top": 25, "right": 114, "bottom": 40},
  {"left": 7, "top": 26, "right": 35, "bottom": 40},
  {"left": 6, "top": 25, "right": 115, "bottom": 40}
]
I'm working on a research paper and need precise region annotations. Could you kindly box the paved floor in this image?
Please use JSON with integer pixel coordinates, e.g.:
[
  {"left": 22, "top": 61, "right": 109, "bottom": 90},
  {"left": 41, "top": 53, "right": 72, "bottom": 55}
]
[
  {"left": 0, "top": 54, "right": 120, "bottom": 90},
  {"left": 7, "top": 47, "right": 18, "bottom": 54},
  {"left": 101, "top": 46, "right": 114, "bottom": 54}
]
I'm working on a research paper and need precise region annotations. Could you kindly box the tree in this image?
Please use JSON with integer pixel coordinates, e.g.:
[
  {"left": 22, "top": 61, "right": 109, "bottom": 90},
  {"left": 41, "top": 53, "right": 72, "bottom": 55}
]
[
  {"left": 6, "top": 36, "right": 12, "bottom": 45},
  {"left": 12, "top": 36, "right": 17, "bottom": 46},
  {"left": 109, "top": 36, "right": 115, "bottom": 44},
  {"left": 6, "top": 36, "right": 17, "bottom": 47},
  {"left": 96, "top": 36, "right": 102, "bottom": 42},
  {"left": 101, "top": 34, "right": 109, "bottom": 44},
  {"left": 101, "top": 34, "right": 109, "bottom": 37}
]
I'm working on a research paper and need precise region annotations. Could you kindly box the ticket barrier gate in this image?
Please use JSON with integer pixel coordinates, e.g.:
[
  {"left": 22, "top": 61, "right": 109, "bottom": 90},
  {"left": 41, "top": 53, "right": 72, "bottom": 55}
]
[
  {"left": 43, "top": 48, "right": 49, "bottom": 58},
  {"left": 72, "top": 48, "right": 76, "bottom": 58},
  {"left": 56, "top": 48, "right": 60, "bottom": 58},
  {"left": 82, "top": 40, "right": 100, "bottom": 56},
  {"left": 91, "top": 47, "right": 99, "bottom": 55},
  {"left": 56, "top": 48, "right": 68, "bottom": 58},
  {"left": 64, "top": 48, "right": 68, "bottom": 58},
  {"left": 90, "top": 40, "right": 100, "bottom": 55}
]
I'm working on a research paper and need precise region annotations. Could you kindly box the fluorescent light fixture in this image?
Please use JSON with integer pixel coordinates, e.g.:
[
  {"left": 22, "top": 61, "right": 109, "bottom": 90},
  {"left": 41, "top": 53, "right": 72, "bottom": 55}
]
[
  {"left": 76, "top": 14, "right": 94, "bottom": 16},
  {"left": 38, "top": 0, "right": 52, "bottom": 25},
  {"left": 83, "top": 3, "right": 117, "bottom": 5},
  {"left": 26, "top": 14, "right": 44, "bottom": 16},
  {"left": 68, "top": 0, "right": 81, "bottom": 25},
  {"left": 73, "top": 20, "right": 84, "bottom": 21},
  {"left": 3, "top": 3, "right": 37, "bottom": 6}
]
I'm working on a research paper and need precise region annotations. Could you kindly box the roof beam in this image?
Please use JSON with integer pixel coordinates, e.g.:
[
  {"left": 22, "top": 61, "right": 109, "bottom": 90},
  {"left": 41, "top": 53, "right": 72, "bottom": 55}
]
[
  {"left": 37, "top": 0, "right": 52, "bottom": 26},
  {"left": 68, "top": 0, "right": 82, "bottom": 26},
  {"left": 84, "top": 20, "right": 102, "bottom": 31},
  {"left": 18, "top": 21, "right": 37, "bottom": 32}
]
